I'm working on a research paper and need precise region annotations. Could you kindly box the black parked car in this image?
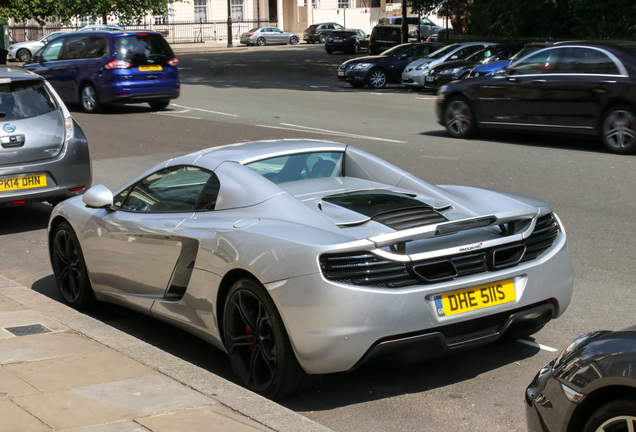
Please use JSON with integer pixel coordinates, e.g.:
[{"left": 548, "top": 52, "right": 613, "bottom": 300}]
[
  {"left": 526, "top": 325, "right": 636, "bottom": 432},
  {"left": 325, "top": 29, "right": 369, "bottom": 54},
  {"left": 303, "top": 23, "right": 344, "bottom": 43},
  {"left": 368, "top": 25, "right": 404, "bottom": 55},
  {"left": 423, "top": 43, "right": 524, "bottom": 91},
  {"left": 437, "top": 41, "right": 636, "bottom": 154},
  {"left": 338, "top": 42, "right": 444, "bottom": 89}
]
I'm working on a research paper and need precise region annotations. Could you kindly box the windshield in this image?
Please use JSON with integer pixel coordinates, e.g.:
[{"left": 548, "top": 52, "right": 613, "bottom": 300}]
[
  {"left": 245, "top": 152, "right": 344, "bottom": 184},
  {"left": 427, "top": 44, "right": 461, "bottom": 59},
  {"left": 382, "top": 44, "right": 413, "bottom": 57}
]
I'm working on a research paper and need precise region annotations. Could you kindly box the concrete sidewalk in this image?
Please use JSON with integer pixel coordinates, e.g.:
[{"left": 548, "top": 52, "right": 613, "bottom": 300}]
[{"left": 0, "top": 275, "right": 333, "bottom": 432}]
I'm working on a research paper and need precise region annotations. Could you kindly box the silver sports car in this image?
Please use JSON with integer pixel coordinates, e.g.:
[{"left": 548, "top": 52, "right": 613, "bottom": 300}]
[{"left": 48, "top": 139, "right": 573, "bottom": 399}]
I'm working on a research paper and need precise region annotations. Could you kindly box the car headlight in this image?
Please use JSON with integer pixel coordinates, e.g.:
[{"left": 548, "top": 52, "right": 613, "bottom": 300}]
[
  {"left": 8, "top": 45, "right": 14, "bottom": 50},
  {"left": 553, "top": 331, "right": 605, "bottom": 370},
  {"left": 441, "top": 67, "right": 462, "bottom": 75},
  {"left": 353, "top": 63, "right": 371, "bottom": 70},
  {"left": 416, "top": 64, "right": 430, "bottom": 71}
]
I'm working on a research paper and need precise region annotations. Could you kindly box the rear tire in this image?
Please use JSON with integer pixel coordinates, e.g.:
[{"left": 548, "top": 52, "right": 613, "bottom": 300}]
[
  {"left": 149, "top": 100, "right": 170, "bottom": 110},
  {"left": 352, "top": 43, "right": 360, "bottom": 54},
  {"left": 319, "top": 34, "right": 327, "bottom": 43},
  {"left": 326, "top": 49, "right": 333, "bottom": 54},
  {"left": 17, "top": 48, "right": 31, "bottom": 62},
  {"left": 223, "top": 278, "right": 320, "bottom": 399},
  {"left": 601, "top": 104, "right": 636, "bottom": 154},
  {"left": 80, "top": 84, "right": 101, "bottom": 113},
  {"left": 443, "top": 96, "right": 476, "bottom": 138},
  {"left": 289, "top": 36, "right": 299, "bottom": 45}
]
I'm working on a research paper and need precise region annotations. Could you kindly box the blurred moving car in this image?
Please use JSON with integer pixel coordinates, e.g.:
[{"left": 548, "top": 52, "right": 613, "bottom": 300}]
[
  {"left": 377, "top": 16, "right": 442, "bottom": 40},
  {"left": 24, "top": 30, "right": 180, "bottom": 113},
  {"left": 48, "top": 139, "right": 573, "bottom": 399},
  {"left": 338, "top": 42, "right": 445, "bottom": 88},
  {"left": 325, "top": 29, "right": 369, "bottom": 54},
  {"left": 0, "top": 68, "right": 91, "bottom": 207},
  {"left": 467, "top": 42, "right": 553, "bottom": 78},
  {"left": 7, "top": 31, "right": 67, "bottom": 63},
  {"left": 526, "top": 325, "right": 636, "bottom": 432},
  {"left": 437, "top": 41, "right": 636, "bottom": 154},
  {"left": 427, "top": 28, "right": 453, "bottom": 42},
  {"left": 423, "top": 44, "right": 524, "bottom": 91},
  {"left": 402, "top": 42, "right": 493, "bottom": 88},
  {"left": 240, "top": 27, "right": 300, "bottom": 46},
  {"left": 303, "top": 22, "right": 344, "bottom": 43}
]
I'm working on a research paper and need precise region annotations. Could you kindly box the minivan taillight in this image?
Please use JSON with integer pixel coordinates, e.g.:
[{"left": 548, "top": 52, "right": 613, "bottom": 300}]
[
  {"left": 168, "top": 58, "right": 179, "bottom": 67},
  {"left": 105, "top": 60, "right": 132, "bottom": 69}
]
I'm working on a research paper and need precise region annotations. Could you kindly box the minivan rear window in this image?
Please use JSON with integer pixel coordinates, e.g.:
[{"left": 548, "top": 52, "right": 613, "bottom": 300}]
[
  {"left": 0, "top": 80, "right": 57, "bottom": 120},
  {"left": 114, "top": 35, "right": 174, "bottom": 67}
]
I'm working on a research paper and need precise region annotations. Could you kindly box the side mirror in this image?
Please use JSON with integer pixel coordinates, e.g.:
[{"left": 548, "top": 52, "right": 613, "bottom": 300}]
[{"left": 83, "top": 184, "right": 114, "bottom": 209}]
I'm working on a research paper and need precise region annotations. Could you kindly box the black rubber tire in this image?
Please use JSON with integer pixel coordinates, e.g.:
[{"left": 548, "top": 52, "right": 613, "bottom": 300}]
[
  {"left": 149, "top": 100, "right": 170, "bottom": 110},
  {"left": 223, "top": 278, "right": 320, "bottom": 399},
  {"left": 600, "top": 104, "right": 636, "bottom": 155},
  {"left": 352, "top": 43, "right": 360, "bottom": 54},
  {"left": 583, "top": 398, "right": 636, "bottom": 432},
  {"left": 366, "top": 68, "right": 387, "bottom": 89},
  {"left": 256, "top": 37, "right": 266, "bottom": 46},
  {"left": 51, "top": 222, "right": 95, "bottom": 309},
  {"left": 326, "top": 49, "right": 333, "bottom": 54},
  {"left": 443, "top": 95, "right": 476, "bottom": 138},
  {"left": 80, "top": 84, "right": 101, "bottom": 113},
  {"left": 319, "top": 33, "right": 327, "bottom": 43},
  {"left": 289, "top": 36, "right": 299, "bottom": 45},
  {"left": 17, "top": 48, "right": 31, "bottom": 62}
]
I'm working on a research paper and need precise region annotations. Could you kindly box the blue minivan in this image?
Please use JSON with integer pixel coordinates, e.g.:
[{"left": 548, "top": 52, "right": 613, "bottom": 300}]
[{"left": 24, "top": 30, "right": 179, "bottom": 113}]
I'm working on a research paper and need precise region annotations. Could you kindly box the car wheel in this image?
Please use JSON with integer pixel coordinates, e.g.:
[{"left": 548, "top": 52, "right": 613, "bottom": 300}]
[
  {"left": 149, "top": 100, "right": 170, "bottom": 110},
  {"left": 601, "top": 104, "right": 636, "bottom": 154},
  {"left": 257, "top": 37, "right": 266, "bottom": 46},
  {"left": 17, "top": 48, "right": 31, "bottom": 62},
  {"left": 583, "top": 398, "right": 636, "bottom": 432},
  {"left": 319, "top": 33, "right": 327, "bottom": 43},
  {"left": 223, "top": 278, "right": 320, "bottom": 399},
  {"left": 443, "top": 96, "right": 476, "bottom": 138},
  {"left": 352, "top": 43, "right": 360, "bottom": 55},
  {"left": 289, "top": 36, "right": 299, "bottom": 45},
  {"left": 367, "top": 68, "right": 387, "bottom": 89},
  {"left": 51, "top": 222, "right": 95, "bottom": 309},
  {"left": 80, "top": 84, "right": 101, "bottom": 113}
]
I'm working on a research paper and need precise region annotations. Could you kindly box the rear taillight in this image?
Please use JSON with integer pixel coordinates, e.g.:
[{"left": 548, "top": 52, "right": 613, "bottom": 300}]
[
  {"left": 11, "top": 200, "right": 28, "bottom": 206},
  {"left": 105, "top": 60, "right": 132, "bottom": 69},
  {"left": 64, "top": 116, "right": 73, "bottom": 144},
  {"left": 168, "top": 58, "right": 179, "bottom": 67}
]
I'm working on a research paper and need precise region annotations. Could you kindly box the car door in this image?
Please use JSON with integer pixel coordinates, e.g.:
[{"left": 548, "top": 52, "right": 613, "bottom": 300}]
[
  {"left": 23, "top": 38, "right": 65, "bottom": 96},
  {"left": 81, "top": 165, "right": 219, "bottom": 309},
  {"left": 270, "top": 27, "right": 285, "bottom": 43}
]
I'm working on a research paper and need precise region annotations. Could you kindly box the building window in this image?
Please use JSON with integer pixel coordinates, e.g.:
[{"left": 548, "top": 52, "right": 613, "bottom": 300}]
[
  {"left": 231, "top": 0, "right": 244, "bottom": 21},
  {"left": 338, "top": 0, "right": 350, "bottom": 8},
  {"left": 154, "top": 15, "right": 168, "bottom": 25},
  {"left": 194, "top": 0, "right": 207, "bottom": 23}
]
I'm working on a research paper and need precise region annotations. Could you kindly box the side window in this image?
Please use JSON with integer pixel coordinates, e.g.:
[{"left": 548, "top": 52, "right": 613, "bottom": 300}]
[
  {"left": 422, "top": 18, "right": 433, "bottom": 25},
  {"left": 560, "top": 47, "right": 620, "bottom": 74},
  {"left": 41, "top": 39, "right": 64, "bottom": 62},
  {"left": 115, "top": 166, "right": 219, "bottom": 213},
  {"left": 510, "top": 48, "right": 565, "bottom": 75},
  {"left": 60, "top": 36, "right": 88, "bottom": 60},
  {"left": 82, "top": 37, "right": 107, "bottom": 58}
]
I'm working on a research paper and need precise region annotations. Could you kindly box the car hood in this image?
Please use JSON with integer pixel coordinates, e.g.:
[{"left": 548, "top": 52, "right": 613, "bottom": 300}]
[
  {"left": 431, "top": 58, "right": 479, "bottom": 71},
  {"left": 473, "top": 59, "right": 510, "bottom": 73},
  {"left": 342, "top": 55, "right": 386, "bottom": 65},
  {"left": 8, "top": 41, "right": 41, "bottom": 49}
]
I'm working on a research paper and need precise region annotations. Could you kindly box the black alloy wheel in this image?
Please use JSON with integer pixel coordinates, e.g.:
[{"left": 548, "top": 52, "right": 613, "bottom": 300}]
[
  {"left": 583, "top": 398, "right": 636, "bottom": 432},
  {"left": 319, "top": 33, "right": 328, "bottom": 43},
  {"left": 601, "top": 104, "right": 636, "bottom": 154},
  {"left": 367, "top": 68, "right": 387, "bottom": 89},
  {"left": 352, "top": 43, "right": 360, "bottom": 54},
  {"left": 223, "top": 278, "right": 319, "bottom": 399},
  {"left": 444, "top": 96, "right": 476, "bottom": 138},
  {"left": 51, "top": 222, "right": 95, "bottom": 308}
]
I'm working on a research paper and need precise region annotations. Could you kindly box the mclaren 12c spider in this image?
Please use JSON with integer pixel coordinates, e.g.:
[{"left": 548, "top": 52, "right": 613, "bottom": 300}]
[{"left": 48, "top": 139, "right": 573, "bottom": 399}]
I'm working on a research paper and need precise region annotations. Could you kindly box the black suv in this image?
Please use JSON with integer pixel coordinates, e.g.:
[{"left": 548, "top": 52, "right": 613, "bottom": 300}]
[
  {"left": 369, "top": 25, "right": 405, "bottom": 55},
  {"left": 325, "top": 29, "right": 369, "bottom": 54},
  {"left": 303, "top": 23, "right": 344, "bottom": 44}
]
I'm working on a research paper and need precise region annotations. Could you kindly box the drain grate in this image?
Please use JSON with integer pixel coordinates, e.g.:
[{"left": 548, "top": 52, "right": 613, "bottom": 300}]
[{"left": 5, "top": 324, "right": 52, "bottom": 337}]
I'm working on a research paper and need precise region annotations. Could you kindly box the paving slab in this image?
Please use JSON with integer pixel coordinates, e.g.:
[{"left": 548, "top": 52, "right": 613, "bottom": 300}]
[
  {"left": 0, "top": 331, "right": 106, "bottom": 365},
  {"left": 0, "top": 399, "right": 51, "bottom": 432},
  {"left": 138, "top": 405, "right": 274, "bottom": 432}
]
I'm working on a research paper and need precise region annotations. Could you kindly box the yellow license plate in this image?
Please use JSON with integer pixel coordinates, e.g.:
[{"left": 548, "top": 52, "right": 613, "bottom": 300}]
[
  {"left": 0, "top": 174, "right": 47, "bottom": 191},
  {"left": 434, "top": 279, "right": 515, "bottom": 317},
  {"left": 138, "top": 65, "right": 162, "bottom": 71}
]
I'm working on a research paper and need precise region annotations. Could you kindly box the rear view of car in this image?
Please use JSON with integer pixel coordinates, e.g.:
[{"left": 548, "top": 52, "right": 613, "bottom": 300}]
[
  {"left": 24, "top": 30, "right": 180, "bottom": 113},
  {"left": 0, "top": 68, "right": 91, "bottom": 206},
  {"left": 325, "top": 29, "right": 369, "bottom": 54},
  {"left": 369, "top": 25, "right": 404, "bottom": 55}
]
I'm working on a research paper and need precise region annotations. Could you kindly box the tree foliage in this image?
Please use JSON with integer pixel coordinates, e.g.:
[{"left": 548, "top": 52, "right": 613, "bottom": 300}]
[{"left": 0, "top": 0, "right": 170, "bottom": 25}]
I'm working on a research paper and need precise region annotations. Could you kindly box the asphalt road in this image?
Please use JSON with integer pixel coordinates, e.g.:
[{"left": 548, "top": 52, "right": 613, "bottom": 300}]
[{"left": 2, "top": 44, "right": 635, "bottom": 432}]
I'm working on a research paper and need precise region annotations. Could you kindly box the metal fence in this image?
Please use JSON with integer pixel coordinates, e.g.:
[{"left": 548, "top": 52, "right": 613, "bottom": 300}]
[{"left": 8, "top": 20, "right": 278, "bottom": 45}]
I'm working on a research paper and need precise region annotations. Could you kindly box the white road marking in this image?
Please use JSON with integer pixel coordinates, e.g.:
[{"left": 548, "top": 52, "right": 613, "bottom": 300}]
[
  {"left": 154, "top": 112, "right": 202, "bottom": 119},
  {"left": 516, "top": 338, "right": 558, "bottom": 352},
  {"left": 172, "top": 104, "right": 240, "bottom": 117},
  {"left": 257, "top": 123, "right": 406, "bottom": 143},
  {"left": 416, "top": 97, "right": 437, "bottom": 100}
]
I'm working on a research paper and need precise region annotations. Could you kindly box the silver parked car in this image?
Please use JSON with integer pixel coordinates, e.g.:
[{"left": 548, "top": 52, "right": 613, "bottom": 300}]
[
  {"left": 239, "top": 27, "right": 300, "bottom": 46},
  {"left": 48, "top": 139, "right": 573, "bottom": 399},
  {"left": 7, "top": 31, "right": 67, "bottom": 62},
  {"left": 0, "top": 67, "right": 91, "bottom": 207},
  {"left": 402, "top": 42, "right": 493, "bottom": 88}
]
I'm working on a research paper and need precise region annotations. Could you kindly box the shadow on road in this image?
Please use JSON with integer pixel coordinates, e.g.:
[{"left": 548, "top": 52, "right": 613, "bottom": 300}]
[{"left": 0, "top": 203, "right": 52, "bottom": 235}]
